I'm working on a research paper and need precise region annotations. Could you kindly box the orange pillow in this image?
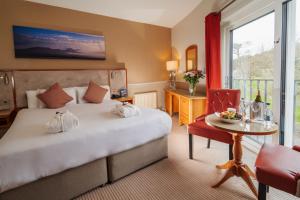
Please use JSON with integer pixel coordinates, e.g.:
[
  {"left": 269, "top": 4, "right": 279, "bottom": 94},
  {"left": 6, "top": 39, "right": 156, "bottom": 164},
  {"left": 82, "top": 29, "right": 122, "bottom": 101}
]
[
  {"left": 38, "top": 83, "right": 73, "bottom": 109},
  {"left": 83, "top": 81, "right": 108, "bottom": 103}
]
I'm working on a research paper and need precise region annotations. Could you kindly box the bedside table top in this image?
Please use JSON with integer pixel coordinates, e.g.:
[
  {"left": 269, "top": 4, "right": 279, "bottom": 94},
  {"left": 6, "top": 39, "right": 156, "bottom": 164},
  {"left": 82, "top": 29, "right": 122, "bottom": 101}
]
[
  {"left": 0, "top": 109, "right": 13, "bottom": 118},
  {"left": 114, "top": 96, "right": 133, "bottom": 102}
]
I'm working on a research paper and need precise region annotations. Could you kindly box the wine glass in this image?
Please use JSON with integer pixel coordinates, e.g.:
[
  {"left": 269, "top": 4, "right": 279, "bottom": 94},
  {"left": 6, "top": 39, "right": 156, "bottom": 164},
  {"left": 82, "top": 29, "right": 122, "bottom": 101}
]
[{"left": 240, "top": 98, "right": 250, "bottom": 122}]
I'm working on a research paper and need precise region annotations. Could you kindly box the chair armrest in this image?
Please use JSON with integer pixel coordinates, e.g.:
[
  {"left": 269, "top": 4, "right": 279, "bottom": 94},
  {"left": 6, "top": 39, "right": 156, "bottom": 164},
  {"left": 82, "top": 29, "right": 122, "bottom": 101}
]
[
  {"left": 293, "top": 145, "right": 300, "bottom": 152},
  {"left": 195, "top": 114, "right": 207, "bottom": 122}
]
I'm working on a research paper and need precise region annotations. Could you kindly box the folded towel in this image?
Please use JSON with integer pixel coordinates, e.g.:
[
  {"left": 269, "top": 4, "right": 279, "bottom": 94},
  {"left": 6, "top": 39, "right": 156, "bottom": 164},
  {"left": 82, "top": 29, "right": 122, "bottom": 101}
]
[
  {"left": 46, "top": 110, "right": 79, "bottom": 133},
  {"left": 112, "top": 102, "right": 141, "bottom": 118}
]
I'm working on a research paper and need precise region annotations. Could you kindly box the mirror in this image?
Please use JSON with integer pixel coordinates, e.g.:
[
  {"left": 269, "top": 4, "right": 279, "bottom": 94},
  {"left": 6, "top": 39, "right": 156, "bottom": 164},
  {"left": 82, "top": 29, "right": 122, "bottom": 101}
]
[{"left": 185, "top": 45, "right": 197, "bottom": 72}]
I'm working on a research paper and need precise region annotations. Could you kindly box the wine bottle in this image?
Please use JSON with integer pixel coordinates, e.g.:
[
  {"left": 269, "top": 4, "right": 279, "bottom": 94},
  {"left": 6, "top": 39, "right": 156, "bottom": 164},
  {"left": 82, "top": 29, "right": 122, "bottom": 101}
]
[{"left": 254, "top": 90, "right": 262, "bottom": 102}]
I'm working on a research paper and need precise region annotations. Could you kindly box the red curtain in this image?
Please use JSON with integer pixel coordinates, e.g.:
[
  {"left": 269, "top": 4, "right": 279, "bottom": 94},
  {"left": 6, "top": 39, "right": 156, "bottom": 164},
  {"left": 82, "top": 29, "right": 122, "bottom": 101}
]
[{"left": 205, "top": 12, "right": 221, "bottom": 94}]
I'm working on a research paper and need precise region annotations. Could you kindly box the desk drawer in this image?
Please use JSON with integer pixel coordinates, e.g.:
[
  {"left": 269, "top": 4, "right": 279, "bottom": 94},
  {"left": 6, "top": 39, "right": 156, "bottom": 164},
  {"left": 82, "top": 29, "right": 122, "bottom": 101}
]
[
  {"left": 180, "top": 114, "right": 189, "bottom": 125},
  {"left": 179, "top": 97, "right": 190, "bottom": 125},
  {"left": 180, "top": 97, "right": 189, "bottom": 115}
]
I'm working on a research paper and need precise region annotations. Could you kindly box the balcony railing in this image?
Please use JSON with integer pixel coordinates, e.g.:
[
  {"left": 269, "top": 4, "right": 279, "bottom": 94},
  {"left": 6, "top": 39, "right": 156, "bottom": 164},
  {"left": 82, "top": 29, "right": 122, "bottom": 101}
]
[
  {"left": 232, "top": 78, "right": 274, "bottom": 105},
  {"left": 232, "top": 78, "right": 273, "bottom": 144}
]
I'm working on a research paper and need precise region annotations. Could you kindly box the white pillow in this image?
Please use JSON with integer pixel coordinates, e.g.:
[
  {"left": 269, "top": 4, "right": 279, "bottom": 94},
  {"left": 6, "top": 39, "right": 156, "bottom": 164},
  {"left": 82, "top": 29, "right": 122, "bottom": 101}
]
[
  {"left": 76, "top": 85, "right": 111, "bottom": 104},
  {"left": 26, "top": 89, "right": 46, "bottom": 108},
  {"left": 63, "top": 87, "right": 77, "bottom": 105},
  {"left": 26, "top": 87, "right": 77, "bottom": 108},
  {"left": 76, "top": 87, "right": 88, "bottom": 104}
]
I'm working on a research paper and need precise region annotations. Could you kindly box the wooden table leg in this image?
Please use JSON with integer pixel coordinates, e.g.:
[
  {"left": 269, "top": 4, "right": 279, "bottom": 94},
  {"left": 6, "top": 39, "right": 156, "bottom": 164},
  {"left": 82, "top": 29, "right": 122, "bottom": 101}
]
[
  {"left": 213, "top": 133, "right": 258, "bottom": 198},
  {"left": 216, "top": 160, "right": 234, "bottom": 169}
]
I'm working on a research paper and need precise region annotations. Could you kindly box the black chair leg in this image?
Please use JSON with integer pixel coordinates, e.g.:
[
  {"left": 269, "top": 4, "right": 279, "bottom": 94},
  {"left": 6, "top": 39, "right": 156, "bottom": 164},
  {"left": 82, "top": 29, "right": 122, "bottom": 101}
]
[
  {"left": 229, "top": 144, "right": 233, "bottom": 160},
  {"left": 189, "top": 134, "right": 193, "bottom": 159},
  {"left": 207, "top": 139, "right": 211, "bottom": 149},
  {"left": 258, "top": 182, "right": 267, "bottom": 200}
]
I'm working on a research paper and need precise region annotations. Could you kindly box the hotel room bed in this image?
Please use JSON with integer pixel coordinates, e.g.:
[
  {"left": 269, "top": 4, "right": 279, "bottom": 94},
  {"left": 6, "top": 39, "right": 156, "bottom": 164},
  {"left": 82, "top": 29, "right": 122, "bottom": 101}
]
[
  {"left": 0, "top": 69, "right": 172, "bottom": 200},
  {"left": 0, "top": 100, "right": 171, "bottom": 200}
]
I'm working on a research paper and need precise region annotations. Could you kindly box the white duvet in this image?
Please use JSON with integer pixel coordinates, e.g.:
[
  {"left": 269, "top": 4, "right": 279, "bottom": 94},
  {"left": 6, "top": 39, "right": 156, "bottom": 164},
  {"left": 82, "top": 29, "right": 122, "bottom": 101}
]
[{"left": 0, "top": 100, "right": 172, "bottom": 193}]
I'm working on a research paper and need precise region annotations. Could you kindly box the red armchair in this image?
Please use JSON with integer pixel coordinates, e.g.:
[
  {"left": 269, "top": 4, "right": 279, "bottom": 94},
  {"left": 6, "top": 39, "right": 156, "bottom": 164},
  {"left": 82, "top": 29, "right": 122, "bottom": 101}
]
[
  {"left": 255, "top": 144, "right": 300, "bottom": 200},
  {"left": 188, "top": 89, "right": 240, "bottom": 160}
]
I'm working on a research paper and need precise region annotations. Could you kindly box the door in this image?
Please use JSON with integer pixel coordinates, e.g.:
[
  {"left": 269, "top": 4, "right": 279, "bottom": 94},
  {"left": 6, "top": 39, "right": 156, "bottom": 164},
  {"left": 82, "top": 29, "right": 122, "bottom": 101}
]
[{"left": 229, "top": 12, "right": 276, "bottom": 144}]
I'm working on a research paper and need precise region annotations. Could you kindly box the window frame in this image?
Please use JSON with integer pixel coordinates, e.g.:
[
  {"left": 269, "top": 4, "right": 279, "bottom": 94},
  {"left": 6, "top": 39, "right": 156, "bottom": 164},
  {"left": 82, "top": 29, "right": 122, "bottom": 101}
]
[{"left": 228, "top": 11, "right": 276, "bottom": 90}]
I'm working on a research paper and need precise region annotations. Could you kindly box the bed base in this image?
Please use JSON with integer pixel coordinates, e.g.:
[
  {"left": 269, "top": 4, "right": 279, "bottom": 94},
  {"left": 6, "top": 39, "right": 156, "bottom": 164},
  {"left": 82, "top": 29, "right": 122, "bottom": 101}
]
[
  {"left": 107, "top": 136, "right": 168, "bottom": 182},
  {"left": 0, "top": 137, "right": 167, "bottom": 200},
  {"left": 0, "top": 158, "right": 107, "bottom": 200}
]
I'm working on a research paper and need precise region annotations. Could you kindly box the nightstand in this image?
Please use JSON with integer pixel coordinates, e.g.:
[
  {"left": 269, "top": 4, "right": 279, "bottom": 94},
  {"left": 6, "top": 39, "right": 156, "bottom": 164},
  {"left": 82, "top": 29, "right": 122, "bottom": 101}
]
[
  {"left": 0, "top": 109, "right": 14, "bottom": 139},
  {"left": 114, "top": 96, "right": 133, "bottom": 104}
]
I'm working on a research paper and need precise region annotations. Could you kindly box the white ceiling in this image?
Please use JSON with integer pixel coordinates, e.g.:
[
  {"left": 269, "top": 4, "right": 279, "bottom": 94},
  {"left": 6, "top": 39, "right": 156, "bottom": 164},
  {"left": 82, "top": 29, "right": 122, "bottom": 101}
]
[{"left": 27, "top": 0, "right": 204, "bottom": 28}]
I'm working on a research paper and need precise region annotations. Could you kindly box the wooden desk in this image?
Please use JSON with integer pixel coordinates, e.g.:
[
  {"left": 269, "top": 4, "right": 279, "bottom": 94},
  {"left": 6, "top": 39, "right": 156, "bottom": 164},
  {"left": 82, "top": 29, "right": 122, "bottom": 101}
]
[{"left": 165, "top": 89, "right": 206, "bottom": 125}]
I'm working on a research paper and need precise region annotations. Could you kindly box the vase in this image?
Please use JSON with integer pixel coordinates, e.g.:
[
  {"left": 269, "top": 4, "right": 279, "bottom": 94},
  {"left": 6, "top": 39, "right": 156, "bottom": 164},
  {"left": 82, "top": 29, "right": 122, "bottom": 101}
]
[{"left": 189, "top": 84, "right": 196, "bottom": 96}]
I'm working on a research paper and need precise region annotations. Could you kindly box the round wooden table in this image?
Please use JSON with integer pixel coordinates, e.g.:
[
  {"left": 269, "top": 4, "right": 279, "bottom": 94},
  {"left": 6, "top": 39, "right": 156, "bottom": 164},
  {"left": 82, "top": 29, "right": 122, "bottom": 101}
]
[{"left": 205, "top": 114, "right": 278, "bottom": 198}]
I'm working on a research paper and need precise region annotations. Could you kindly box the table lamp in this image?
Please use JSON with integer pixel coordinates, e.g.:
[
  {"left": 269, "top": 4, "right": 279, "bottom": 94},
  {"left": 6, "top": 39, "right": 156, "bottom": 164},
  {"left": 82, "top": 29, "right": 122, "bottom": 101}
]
[{"left": 166, "top": 60, "right": 178, "bottom": 89}]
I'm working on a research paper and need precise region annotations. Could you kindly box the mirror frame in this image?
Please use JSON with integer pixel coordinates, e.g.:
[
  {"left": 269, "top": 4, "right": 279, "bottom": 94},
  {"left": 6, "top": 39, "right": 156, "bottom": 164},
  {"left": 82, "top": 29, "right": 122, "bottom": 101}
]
[{"left": 185, "top": 45, "right": 198, "bottom": 72}]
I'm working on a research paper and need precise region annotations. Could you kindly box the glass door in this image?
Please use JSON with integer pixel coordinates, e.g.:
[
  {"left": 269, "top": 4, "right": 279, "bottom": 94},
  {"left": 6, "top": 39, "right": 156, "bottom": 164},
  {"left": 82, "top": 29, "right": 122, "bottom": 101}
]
[
  {"left": 283, "top": 0, "right": 300, "bottom": 146},
  {"left": 229, "top": 12, "right": 275, "bottom": 144},
  {"left": 294, "top": 1, "right": 300, "bottom": 145}
]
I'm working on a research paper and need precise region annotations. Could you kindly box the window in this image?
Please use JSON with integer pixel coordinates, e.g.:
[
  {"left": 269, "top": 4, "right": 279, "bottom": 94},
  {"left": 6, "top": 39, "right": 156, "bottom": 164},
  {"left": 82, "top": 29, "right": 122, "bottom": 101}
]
[
  {"left": 230, "top": 12, "right": 275, "bottom": 144},
  {"left": 231, "top": 12, "right": 275, "bottom": 104},
  {"left": 223, "top": 0, "right": 299, "bottom": 148}
]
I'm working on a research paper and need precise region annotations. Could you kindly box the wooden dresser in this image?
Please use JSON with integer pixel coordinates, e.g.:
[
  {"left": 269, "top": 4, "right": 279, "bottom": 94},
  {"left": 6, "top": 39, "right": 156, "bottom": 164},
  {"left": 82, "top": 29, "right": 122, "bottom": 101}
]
[{"left": 165, "top": 89, "right": 206, "bottom": 125}]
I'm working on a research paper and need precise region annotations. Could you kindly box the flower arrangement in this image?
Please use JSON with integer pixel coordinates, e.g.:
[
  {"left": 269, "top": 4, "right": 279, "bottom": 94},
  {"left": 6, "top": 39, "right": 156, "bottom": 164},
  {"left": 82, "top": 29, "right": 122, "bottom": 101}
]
[{"left": 183, "top": 70, "right": 205, "bottom": 95}]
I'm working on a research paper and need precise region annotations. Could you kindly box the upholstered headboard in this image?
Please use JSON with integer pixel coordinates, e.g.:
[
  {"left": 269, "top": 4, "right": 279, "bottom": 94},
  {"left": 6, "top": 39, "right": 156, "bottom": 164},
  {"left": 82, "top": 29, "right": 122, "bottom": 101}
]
[{"left": 12, "top": 69, "right": 127, "bottom": 108}]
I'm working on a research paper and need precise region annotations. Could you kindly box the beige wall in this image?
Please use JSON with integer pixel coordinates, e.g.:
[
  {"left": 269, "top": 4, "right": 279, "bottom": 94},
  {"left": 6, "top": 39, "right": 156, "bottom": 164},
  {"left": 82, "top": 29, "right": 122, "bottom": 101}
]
[
  {"left": 0, "top": 0, "right": 171, "bottom": 84},
  {"left": 171, "top": 0, "right": 220, "bottom": 86}
]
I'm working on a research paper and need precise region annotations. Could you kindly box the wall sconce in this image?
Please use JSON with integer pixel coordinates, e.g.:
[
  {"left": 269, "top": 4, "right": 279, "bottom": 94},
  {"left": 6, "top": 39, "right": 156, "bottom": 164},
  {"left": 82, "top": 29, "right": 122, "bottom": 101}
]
[
  {"left": 0, "top": 72, "right": 9, "bottom": 85},
  {"left": 166, "top": 60, "right": 178, "bottom": 90}
]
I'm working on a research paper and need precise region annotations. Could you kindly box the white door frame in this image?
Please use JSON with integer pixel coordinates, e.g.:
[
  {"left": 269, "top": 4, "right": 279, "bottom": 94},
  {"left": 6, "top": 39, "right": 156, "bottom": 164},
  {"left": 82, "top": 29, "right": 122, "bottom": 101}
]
[
  {"left": 283, "top": 0, "right": 296, "bottom": 147},
  {"left": 221, "top": 0, "right": 287, "bottom": 150}
]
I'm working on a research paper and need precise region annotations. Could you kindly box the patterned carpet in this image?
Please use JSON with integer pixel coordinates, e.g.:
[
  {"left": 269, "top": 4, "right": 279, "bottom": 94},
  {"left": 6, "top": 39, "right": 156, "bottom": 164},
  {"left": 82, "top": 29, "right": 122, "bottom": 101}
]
[{"left": 76, "top": 117, "right": 297, "bottom": 200}]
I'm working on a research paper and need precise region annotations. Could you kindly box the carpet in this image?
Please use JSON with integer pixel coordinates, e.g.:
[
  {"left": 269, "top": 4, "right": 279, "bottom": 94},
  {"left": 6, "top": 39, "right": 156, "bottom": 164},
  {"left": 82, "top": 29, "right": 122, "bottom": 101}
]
[{"left": 76, "top": 116, "right": 297, "bottom": 200}]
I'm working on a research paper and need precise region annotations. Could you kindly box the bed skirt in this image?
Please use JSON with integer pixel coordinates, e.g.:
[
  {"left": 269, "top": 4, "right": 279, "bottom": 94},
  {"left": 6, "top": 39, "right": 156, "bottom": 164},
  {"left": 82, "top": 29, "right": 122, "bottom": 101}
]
[{"left": 0, "top": 136, "right": 168, "bottom": 200}]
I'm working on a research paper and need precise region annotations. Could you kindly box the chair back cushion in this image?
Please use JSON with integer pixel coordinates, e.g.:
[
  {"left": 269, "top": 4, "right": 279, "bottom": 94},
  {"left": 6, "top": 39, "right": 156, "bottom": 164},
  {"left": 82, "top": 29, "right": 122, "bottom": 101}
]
[{"left": 207, "top": 89, "right": 240, "bottom": 115}]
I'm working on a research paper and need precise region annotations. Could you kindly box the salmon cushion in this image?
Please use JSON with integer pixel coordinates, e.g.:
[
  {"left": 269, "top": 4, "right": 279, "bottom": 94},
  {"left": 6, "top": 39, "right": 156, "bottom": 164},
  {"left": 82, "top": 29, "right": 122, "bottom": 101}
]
[
  {"left": 83, "top": 81, "right": 108, "bottom": 103},
  {"left": 38, "top": 83, "right": 73, "bottom": 109}
]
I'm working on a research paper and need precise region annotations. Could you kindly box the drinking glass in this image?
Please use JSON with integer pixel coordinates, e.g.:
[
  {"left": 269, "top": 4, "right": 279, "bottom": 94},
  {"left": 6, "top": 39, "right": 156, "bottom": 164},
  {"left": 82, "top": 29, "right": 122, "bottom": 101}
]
[{"left": 240, "top": 98, "right": 251, "bottom": 122}]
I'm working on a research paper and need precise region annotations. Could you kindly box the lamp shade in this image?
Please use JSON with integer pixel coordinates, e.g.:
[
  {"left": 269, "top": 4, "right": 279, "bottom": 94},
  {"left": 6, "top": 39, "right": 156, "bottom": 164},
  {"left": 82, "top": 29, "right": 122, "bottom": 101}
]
[{"left": 166, "top": 60, "right": 178, "bottom": 71}]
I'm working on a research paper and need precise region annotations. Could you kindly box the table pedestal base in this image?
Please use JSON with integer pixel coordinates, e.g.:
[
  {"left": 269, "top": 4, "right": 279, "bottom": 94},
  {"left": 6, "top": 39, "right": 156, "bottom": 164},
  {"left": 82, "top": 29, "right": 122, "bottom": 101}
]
[{"left": 212, "top": 133, "right": 258, "bottom": 198}]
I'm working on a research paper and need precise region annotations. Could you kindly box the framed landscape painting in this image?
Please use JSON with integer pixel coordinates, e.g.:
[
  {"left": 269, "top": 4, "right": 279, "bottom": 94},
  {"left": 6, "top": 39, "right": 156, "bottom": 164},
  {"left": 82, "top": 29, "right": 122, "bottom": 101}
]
[{"left": 13, "top": 25, "right": 106, "bottom": 60}]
